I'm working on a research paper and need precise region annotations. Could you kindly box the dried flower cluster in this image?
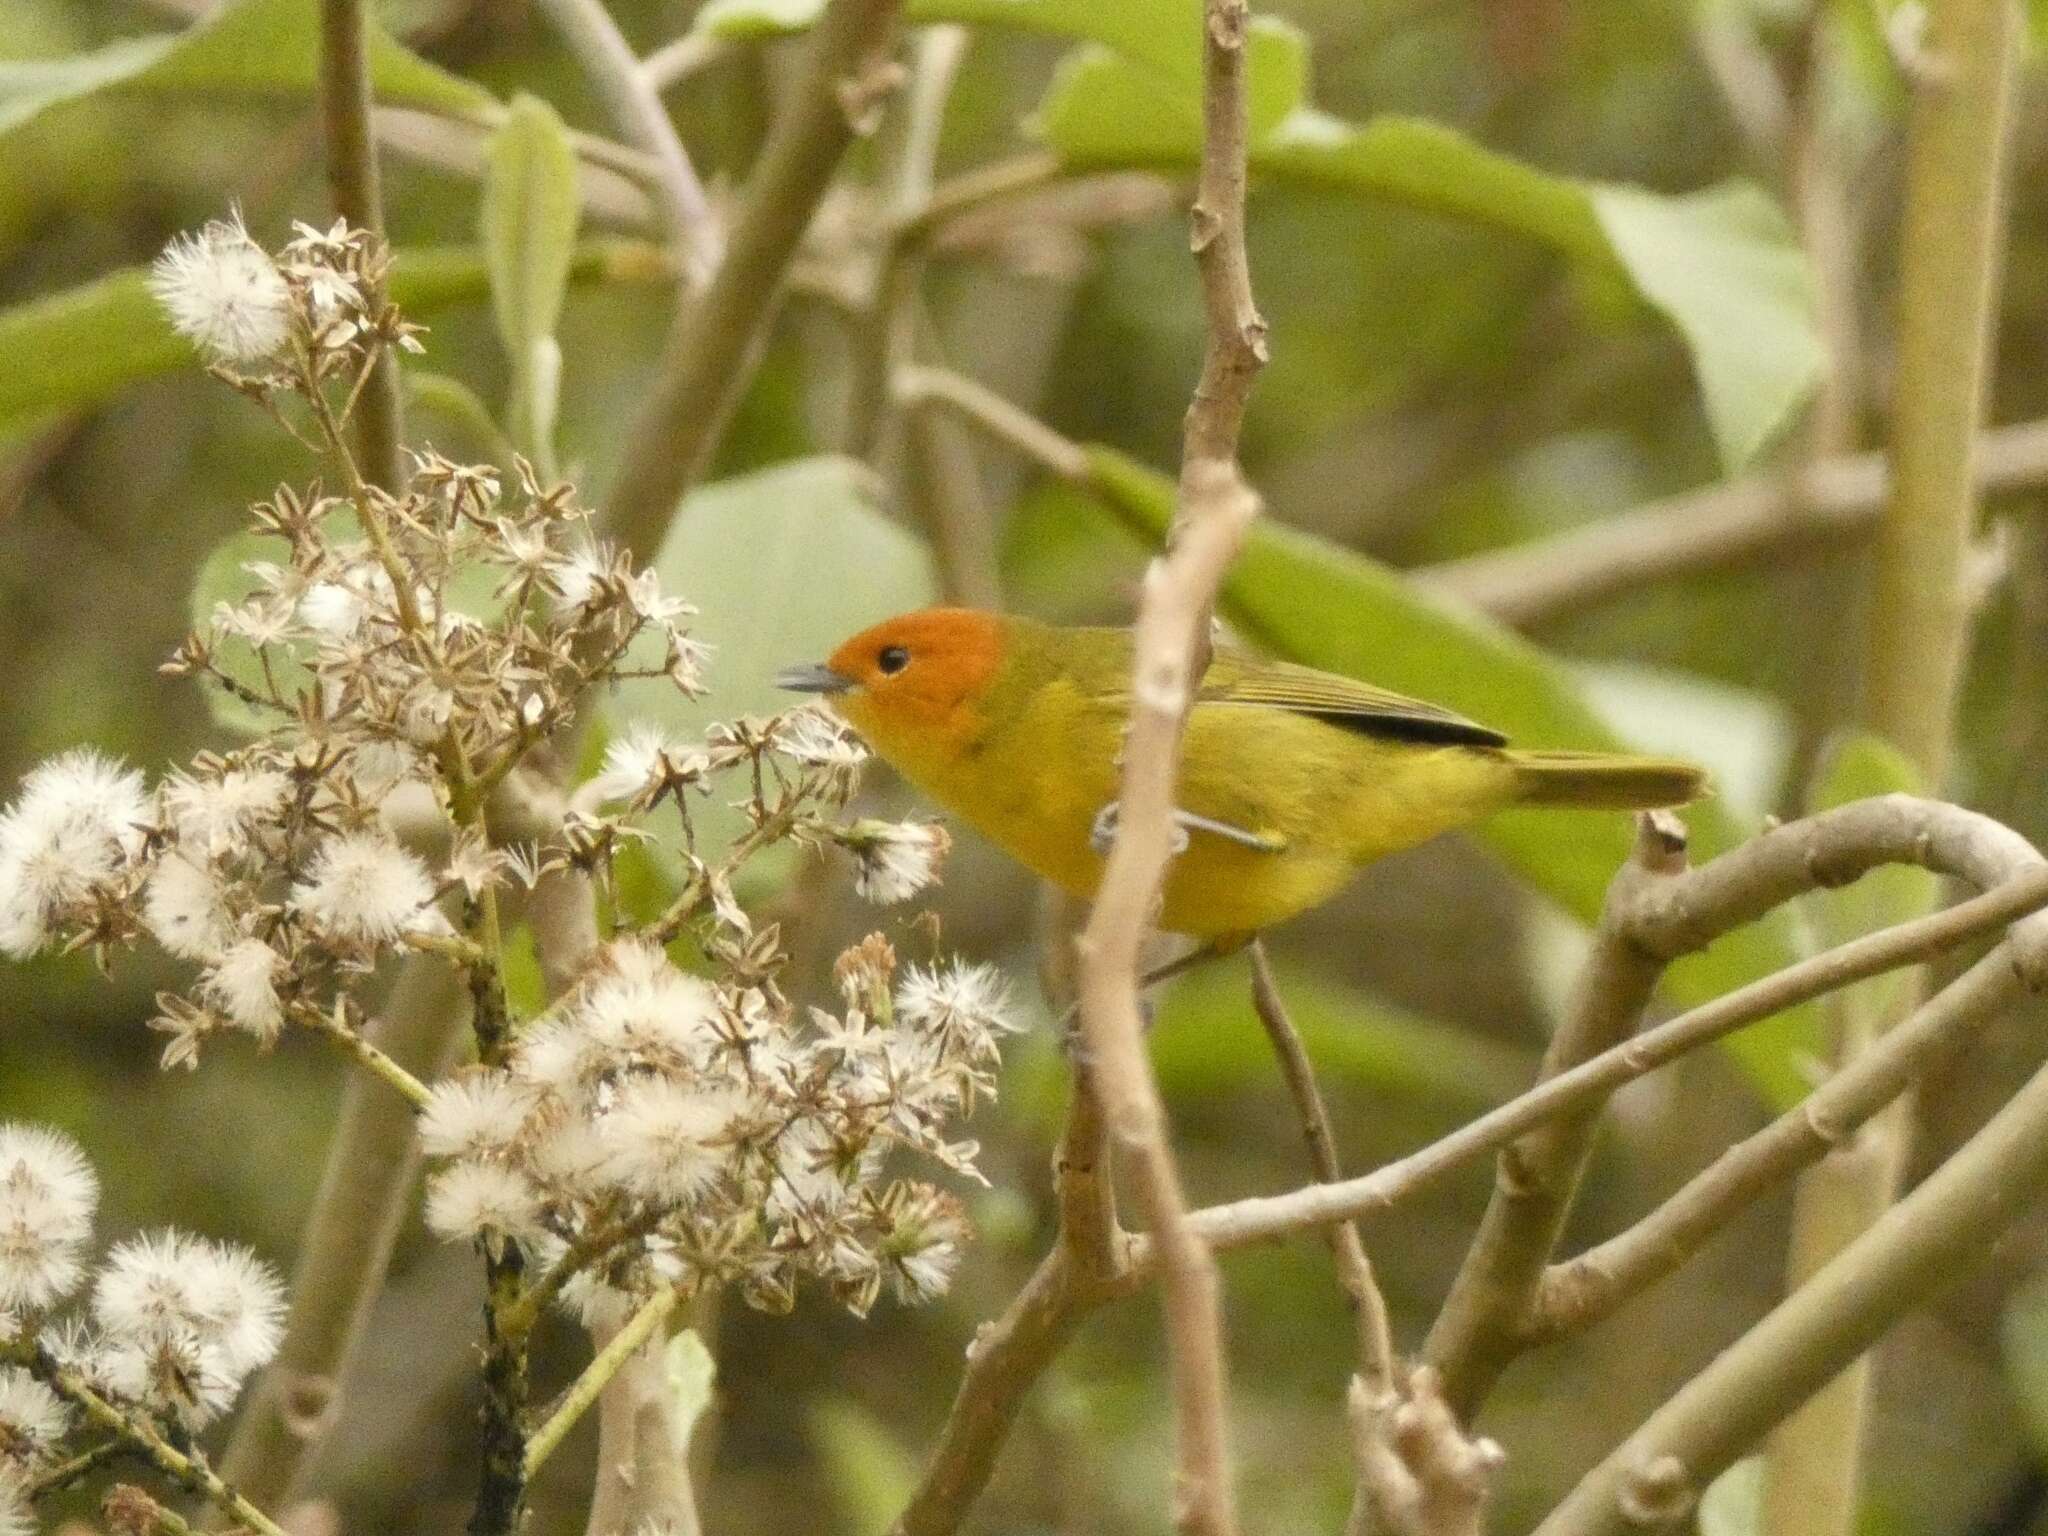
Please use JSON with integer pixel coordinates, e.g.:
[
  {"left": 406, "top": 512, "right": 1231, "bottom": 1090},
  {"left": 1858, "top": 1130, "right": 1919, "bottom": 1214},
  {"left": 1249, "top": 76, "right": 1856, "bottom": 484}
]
[
  {"left": 0, "top": 211, "right": 1021, "bottom": 1533},
  {"left": 421, "top": 935, "right": 1013, "bottom": 1317},
  {"left": 0, "top": 1123, "right": 284, "bottom": 1531}
]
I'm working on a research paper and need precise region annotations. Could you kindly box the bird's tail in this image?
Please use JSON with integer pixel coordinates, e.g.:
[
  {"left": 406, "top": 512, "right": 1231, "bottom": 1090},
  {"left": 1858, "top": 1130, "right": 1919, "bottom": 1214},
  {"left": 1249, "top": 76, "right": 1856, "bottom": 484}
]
[{"left": 1504, "top": 749, "right": 1707, "bottom": 810}]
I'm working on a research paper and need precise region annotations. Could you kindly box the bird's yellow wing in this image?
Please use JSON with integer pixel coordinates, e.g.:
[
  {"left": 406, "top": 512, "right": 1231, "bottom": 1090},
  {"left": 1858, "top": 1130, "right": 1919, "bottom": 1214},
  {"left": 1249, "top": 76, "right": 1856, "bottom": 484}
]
[{"left": 1196, "top": 652, "right": 1509, "bottom": 748}]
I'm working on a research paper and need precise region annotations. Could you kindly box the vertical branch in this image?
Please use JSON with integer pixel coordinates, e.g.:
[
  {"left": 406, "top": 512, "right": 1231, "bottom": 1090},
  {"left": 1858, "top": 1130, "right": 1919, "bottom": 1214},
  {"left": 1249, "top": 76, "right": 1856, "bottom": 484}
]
[
  {"left": 217, "top": 958, "right": 469, "bottom": 1511},
  {"left": 1071, "top": 1, "right": 1265, "bottom": 1531},
  {"left": 1421, "top": 815, "right": 1685, "bottom": 1414},
  {"left": 600, "top": 0, "right": 906, "bottom": 564},
  {"left": 1863, "top": 0, "right": 2019, "bottom": 780},
  {"left": 1764, "top": 3, "right": 2019, "bottom": 1528},
  {"left": 317, "top": 0, "right": 404, "bottom": 492}
]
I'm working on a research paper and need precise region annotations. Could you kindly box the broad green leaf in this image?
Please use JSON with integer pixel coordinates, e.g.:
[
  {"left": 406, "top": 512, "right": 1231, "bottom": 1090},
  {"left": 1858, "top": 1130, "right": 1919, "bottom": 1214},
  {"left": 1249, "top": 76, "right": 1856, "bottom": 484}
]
[
  {"left": 481, "top": 93, "right": 581, "bottom": 472},
  {"left": 1591, "top": 184, "right": 1824, "bottom": 470},
  {"left": 0, "top": 0, "right": 492, "bottom": 143},
  {"left": 624, "top": 457, "right": 938, "bottom": 870},
  {"left": 1804, "top": 733, "right": 1935, "bottom": 1046},
  {"left": 695, "top": 0, "right": 832, "bottom": 36},
  {"left": 810, "top": 1399, "right": 920, "bottom": 1535},
  {"left": 1033, "top": 21, "right": 1820, "bottom": 470},
  {"left": 0, "top": 239, "right": 663, "bottom": 433},
  {"left": 1079, "top": 444, "right": 1811, "bottom": 1105}
]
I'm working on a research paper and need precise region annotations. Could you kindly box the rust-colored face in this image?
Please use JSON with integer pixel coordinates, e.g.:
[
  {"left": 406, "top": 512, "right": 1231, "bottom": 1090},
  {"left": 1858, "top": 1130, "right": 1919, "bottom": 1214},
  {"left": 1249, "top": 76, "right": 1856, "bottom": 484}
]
[{"left": 779, "top": 608, "right": 1005, "bottom": 746}]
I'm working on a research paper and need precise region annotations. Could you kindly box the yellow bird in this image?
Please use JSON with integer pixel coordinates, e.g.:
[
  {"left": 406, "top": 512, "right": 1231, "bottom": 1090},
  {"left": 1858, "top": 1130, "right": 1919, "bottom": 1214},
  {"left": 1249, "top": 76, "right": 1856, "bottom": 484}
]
[{"left": 780, "top": 608, "right": 1705, "bottom": 940}]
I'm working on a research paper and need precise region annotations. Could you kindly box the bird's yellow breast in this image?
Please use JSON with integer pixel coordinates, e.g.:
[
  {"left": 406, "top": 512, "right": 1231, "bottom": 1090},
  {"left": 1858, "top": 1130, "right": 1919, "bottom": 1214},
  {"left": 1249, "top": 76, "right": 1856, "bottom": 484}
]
[{"left": 839, "top": 678, "right": 1520, "bottom": 938}]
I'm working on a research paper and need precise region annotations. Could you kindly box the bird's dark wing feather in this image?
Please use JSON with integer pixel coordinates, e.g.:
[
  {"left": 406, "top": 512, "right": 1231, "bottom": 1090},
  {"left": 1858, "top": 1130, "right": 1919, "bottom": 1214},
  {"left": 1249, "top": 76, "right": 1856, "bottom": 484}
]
[{"left": 1197, "top": 654, "right": 1510, "bottom": 748}]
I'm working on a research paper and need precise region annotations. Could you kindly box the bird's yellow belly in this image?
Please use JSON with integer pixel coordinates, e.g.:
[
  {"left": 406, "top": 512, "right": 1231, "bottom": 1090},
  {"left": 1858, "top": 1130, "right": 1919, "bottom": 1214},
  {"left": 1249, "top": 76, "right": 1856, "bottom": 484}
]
[{"left": 881, "top": 693, "right": 1520, "bottom": 939}]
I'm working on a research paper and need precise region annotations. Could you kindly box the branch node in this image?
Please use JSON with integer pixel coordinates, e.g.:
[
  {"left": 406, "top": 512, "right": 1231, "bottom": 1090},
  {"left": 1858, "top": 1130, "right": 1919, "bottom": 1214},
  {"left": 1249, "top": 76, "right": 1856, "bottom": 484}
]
[
  {"left": 837, "top": 58, "right": 909, "bottom": 135},
  {"left": 1616, "top": 1452, "right": 1696, "bottom": 1526}
]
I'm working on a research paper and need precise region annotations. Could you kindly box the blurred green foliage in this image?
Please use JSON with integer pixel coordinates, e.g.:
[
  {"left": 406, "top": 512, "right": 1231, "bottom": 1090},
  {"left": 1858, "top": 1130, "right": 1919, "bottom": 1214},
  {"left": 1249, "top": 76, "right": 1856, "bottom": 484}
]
[{"left": 4, "top": 0, "right": 2047, "bottom": 1532}]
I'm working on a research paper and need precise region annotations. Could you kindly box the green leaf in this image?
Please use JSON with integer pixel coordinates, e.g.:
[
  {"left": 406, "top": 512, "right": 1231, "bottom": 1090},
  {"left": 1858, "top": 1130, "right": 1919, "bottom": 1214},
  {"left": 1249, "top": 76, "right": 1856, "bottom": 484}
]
[
  {"left": 481, "top": 93, "right": 581, "bottom": 472},
  {"left": 1026, "top": 14, "right": 1820, "bottom": 470},
  {"left": 0, "top": 240, "right": 658, "bottom": 434},
  {"left": 695, "top": 0, "right": 830, "bottom": 36},
  {"left": 1079, "top": 444, "right": 1811, "bottom": 1105},
  {"left": 1590, "top": 183, "right": 1825, "bottom": 471},
  {"left": 0, "top": 0, "right": 492, "bottom": 143},
  {"left": 623, "top": 457, "right": 938, "bottom": 870}
]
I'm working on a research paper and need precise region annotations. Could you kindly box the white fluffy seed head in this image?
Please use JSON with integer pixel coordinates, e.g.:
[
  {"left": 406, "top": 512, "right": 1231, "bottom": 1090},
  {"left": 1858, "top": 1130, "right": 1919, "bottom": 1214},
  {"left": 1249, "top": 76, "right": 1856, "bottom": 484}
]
[
  {"left": 291, "top": 830, "right": 442, "bottom": 945},
  {"left": 0, "top": 1125, "right": 98, "bottom": 1311},
  {"left": 845, "top": 820, "right": 951, "bottom": 905},
  {"left": 599, "top": 1080, "right": 742, "bottom": 1203},
  {"left": 141, "top": 852, "right": 234, "bottom": 961},
  {"left": 0, "top": 750, "right": 150, "bottom": 958},
  {"left": 199, "top": 938, "right": 286, "bottom": 1040},
  {"left": 0, "top": 1366, "right": 68, "bottom": 1465},
  {"left": 895, "top": 962, "right": 1015, "bottom": 1041},
  {"left": 148, "top": 213, "right": 291, "bottom": 365},
  {"left": 97, "top": 1327, "right": 239, "bottom": 1427},
  {"left": 425, "top": 1162, "right": 545, "bottom": 1249},
  {"left": 186, "top": 1240, "right": 287, "bottom": 1379},
  {"left": 575, "top": 943, "right": 720, "bottom": 1074},
  {"left": 418, "top": 1074, "right": 536, "bottom": 1161},
  {"left": 0, "top": 1466, "right": 28, "bottom": 1536},
  {"left": 160, "top": 768, "right": 288, "bottom": 857}
]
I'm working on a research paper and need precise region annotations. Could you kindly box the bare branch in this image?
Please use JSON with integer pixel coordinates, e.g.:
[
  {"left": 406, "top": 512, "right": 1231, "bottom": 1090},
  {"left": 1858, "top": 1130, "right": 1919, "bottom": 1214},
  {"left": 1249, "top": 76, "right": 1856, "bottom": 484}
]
[
  {"left": 600, "top": 0, "right": 906, "bottom": 563},
  {"left": 1346, "top": 1367, "right": 1504, "bottom": 1536},
  {"left": 1530, "top": 948, "right": 2032, "bottom": 1341},
  {"left": 532, "top": 0, "right": 722, "bottom": 279},
  {"left": 1530, "top": 993, "right": 2048, "bottom": 1536},
  {"left": 1248, "top": 941, "right": 1396, "bottom": 1393}
]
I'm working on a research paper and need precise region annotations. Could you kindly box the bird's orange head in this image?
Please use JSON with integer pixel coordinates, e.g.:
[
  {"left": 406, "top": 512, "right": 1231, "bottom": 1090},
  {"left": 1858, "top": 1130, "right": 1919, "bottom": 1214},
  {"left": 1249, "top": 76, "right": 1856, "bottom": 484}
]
[{"left": 777, "top": 608, "right": 1006, "bottom": 751}]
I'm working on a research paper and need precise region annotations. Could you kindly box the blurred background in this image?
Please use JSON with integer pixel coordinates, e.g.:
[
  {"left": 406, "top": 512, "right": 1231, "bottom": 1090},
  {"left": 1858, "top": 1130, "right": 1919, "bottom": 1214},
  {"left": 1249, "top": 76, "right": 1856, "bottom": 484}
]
[{"left": 5, "top": 0, "right": 2048, "bottom": 1531}]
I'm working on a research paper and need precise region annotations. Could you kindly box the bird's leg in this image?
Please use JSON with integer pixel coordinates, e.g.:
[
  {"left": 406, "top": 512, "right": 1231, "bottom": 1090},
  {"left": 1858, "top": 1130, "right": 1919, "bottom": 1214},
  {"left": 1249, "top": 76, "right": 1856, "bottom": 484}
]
[{"left": 1089, "top": 800, "right": 1285, "bottom": 856}]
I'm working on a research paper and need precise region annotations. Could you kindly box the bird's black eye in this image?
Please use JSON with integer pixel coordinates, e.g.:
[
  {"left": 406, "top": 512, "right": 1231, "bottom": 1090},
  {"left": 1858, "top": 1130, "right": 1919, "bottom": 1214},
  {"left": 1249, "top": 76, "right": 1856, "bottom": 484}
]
[{"left": 877, "top": 645, "right": 911, "bottom": 676}]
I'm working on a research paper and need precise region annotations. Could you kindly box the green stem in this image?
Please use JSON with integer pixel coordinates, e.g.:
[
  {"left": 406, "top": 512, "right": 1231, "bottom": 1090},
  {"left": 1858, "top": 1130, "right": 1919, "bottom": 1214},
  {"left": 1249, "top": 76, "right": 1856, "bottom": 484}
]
[
  {"left": 317, "top": 0, "right": 405, "bottom": 491},
  {"left": 524, "top": 1287, "right": 682, "bottom": 1480}
]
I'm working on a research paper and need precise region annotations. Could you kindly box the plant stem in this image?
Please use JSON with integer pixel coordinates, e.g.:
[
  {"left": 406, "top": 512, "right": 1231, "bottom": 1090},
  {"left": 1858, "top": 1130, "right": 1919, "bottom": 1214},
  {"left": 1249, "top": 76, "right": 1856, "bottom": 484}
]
[
  {"left": 600, "top": 0, "right": 906, "bottom": 564},
  {"left": 1247, "top": 941, "right": 1396, "bottom": 1393},
  {"left": 524, "top": 1286, "right": 682, "bottom": 1480},
  {"left": 1531, "top": 1019, "right": 2048, "bottom": 1536},
  {"left": 532, "top": 0, "right": 721, "bottom": 277},
  {"left": 299, "top": 1003, "right": 434, "bottom": 1107},
  {"left": 1421, "top": 817, "right": 1683, "bottom": 1414},
  {"left": 34, "top": 1355, "right": 291, "bottom": 1536},
  {"left": 317, "top": 0, "right": 404, "bottom": 492},
  {"left": 217, "top": 956, "right": 470, "bottom": 1511}
]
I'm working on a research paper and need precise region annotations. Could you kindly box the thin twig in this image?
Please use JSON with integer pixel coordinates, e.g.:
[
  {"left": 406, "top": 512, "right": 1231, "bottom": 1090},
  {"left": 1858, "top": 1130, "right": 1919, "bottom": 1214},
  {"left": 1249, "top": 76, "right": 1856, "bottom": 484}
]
[
  {"left": 33, "top": 1354, "right": 291, "bottom": 1536},
  {"left": 1419, "top": 815, "right": 1684, "bottom": 1414},
  {"left": 317, "top": 0, "right": 404, "bottom": 491},
  {"left": 889, "top": 798, "right": 2048, "bottom": 1536},
  {"left": 298, "top": 1004, "right": 434, "bottom": 1108},
  {"left": 1247, "top": 940, "right": 1396, "bottom": 1393},
  {"left": 533, "top": 0, "right": 722, "bottom": 279},
  {"left": 1529, "top": 949, "right": 2029, "bottom": 1341},
  {"left": 525, "top": 1286, "right": 683, "bottom": 1479}
]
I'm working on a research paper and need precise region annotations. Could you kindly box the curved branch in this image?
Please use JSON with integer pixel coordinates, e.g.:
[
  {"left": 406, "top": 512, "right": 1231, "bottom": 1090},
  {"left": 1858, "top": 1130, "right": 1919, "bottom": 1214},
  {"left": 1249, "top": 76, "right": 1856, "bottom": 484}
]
[{"left": 1531, "top": 1017, "right": 2048, "bottom": 1536}]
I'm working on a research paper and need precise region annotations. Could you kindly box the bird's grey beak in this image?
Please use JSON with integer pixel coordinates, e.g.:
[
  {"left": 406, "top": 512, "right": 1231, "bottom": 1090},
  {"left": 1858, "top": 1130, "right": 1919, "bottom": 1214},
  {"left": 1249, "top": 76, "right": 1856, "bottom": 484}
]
[{"left": 776, "top": 662, "right": 854, "bottom": 695}]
